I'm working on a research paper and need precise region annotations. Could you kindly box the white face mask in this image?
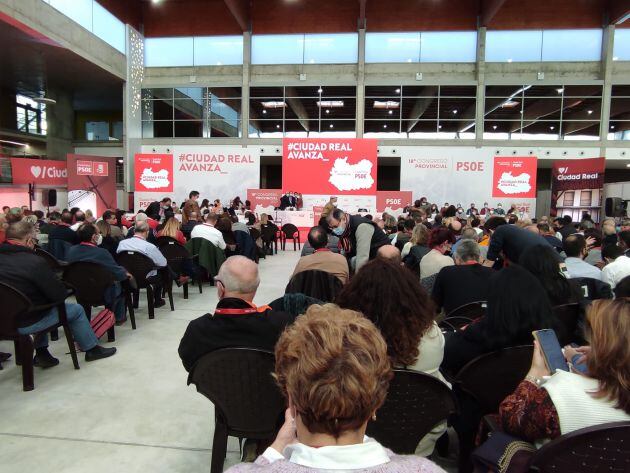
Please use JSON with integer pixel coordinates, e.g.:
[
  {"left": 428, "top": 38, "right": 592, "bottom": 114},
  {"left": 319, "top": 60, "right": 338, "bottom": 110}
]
[{"left": 95, "top": 234, "right": 103, "bottom": 246}]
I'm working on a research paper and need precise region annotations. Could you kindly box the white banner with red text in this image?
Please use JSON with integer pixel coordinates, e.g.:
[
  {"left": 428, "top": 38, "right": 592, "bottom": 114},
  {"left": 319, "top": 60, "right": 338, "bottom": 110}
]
[{"left": 135, "top": 146, "right": 260, "bottom": 211}]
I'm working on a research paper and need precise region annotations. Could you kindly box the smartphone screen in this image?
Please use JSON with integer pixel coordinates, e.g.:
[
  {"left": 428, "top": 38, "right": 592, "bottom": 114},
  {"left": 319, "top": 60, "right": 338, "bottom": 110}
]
[{"left": 533, "top": 329, "right": 570, "bottom": 373}]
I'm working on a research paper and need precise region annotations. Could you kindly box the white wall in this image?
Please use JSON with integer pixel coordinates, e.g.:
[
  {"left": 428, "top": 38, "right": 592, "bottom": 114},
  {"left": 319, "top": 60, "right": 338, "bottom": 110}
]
[{"left": 0, "top": 186, "right": 68, "bottom": 212}]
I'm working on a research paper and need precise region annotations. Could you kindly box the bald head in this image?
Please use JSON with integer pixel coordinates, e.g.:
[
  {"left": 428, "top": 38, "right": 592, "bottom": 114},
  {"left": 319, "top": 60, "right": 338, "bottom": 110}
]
[
  {"left": 216, "top": 255, "right": 260, "bottom": 301},
  {"left": 376, "top": 244, "right": 401, "bottom": 264},
  {"left": 525, "top": 224, "right": 539, "bottom": 234}
]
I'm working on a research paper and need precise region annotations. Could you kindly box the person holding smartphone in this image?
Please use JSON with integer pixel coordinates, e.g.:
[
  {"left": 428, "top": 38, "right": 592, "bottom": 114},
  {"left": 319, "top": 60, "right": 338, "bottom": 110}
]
[{"left": 497, "top": 299, "right": 630, "bottom": 444}]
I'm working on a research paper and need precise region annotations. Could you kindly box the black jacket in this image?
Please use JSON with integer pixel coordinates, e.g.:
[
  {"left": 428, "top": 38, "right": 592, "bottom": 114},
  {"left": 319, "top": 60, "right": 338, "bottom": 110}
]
[
  {"left": 48, "top": 224, "right": 78, "bottom": 245},
  {"left": 178, "top": 297, "right": 294, "bottom": 372},
  {"left": 0, "top": 243, "right": 67, "bottom": 327},
  {"left": 432, "top": 264, "right": 495, "bottom": 315}
]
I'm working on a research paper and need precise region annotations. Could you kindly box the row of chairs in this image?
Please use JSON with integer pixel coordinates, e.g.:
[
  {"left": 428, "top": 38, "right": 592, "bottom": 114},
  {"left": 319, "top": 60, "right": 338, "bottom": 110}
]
[{"left": 189, "top": 347, "right": 630, "bottom": 473}]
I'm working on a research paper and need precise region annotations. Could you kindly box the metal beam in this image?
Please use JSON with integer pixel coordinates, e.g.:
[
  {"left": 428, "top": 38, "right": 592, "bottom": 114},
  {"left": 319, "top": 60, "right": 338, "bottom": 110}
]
[
  {"left": 479, "top": 0, "right": 508, "bottom": 27},
  {"left": 223, "top": 0, "right": 251, "bottom": 32},
  {"left": 609, "top": 0, "right": 630, "bottom": 24},
  {"left": 285, "top": 87, "right": 311, "bottom": 132},
  {"left": 358, "top": 0, "right": 367, "bottom": 29},
  {"left": 404, "top": 87, "right": 438, "bottom": 132}
]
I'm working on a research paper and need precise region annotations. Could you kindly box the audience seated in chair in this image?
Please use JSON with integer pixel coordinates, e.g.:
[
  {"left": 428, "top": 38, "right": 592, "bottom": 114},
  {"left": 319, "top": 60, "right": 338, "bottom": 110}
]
[
  {"left": 191, "top": 212, "right": 227, "bottom": 251},
  {"left": 0, "top": 221, "right": 116, "bottom": 366},
  {"left": 441, "top": 265, "right": 555, "bottom": 377},
  {"left": 156, "top": 216, "right": 187, "bottom": 245},
  {"left": 376, "top": 244, "right": 402, "bottom": 265},
  {"left": 225, "top": 304, "right": 445, "bottom": 473},
  {"left": 66, "top": 223, "right": 131, "bottom": 324},
  {"left": 291, "top": 226, "right": 349, "bottom": 284},
  {"left": 181, "top": 211, "right": 200, "bottom": 240},
  {"left": 563, "top": 234, "right": 602, "bottom": 280},
  {"left": 497, "top": 298, "right": 630, "bottom": 445},
  {"left": 432, "top": 240, "right": 494, "bottom": 315},
  {"left": 178, "top": 256, "right": 294, "bottom": 372},
  {"left": 117, "top": 220, "right": 168, "bottom": 308},
  {"left": 401, "top": 223, "right": 430, "bottom": 275},
  {"left": 602, "top": 232, "right": 630, "bottom": 289},
  {"left": 336, "top": 258, "right": 449, "bottom": 456},
  {"left": 519, "top": 245, "right": 582, "bottom": 306},
  {"left": 420, "top": 227, "right": 455, "bottom": 279}
]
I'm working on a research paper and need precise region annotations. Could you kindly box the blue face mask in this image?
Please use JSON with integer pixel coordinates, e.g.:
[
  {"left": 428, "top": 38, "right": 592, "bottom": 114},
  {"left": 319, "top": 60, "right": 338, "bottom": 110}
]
[{"left": 333, "top": 225, "right": 345, "bottom": 236}]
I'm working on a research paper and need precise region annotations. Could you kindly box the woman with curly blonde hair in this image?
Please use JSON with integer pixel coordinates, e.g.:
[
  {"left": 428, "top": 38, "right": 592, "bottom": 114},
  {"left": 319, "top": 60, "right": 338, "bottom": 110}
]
[{"left": 226, "top": 304, "right": 445, "bottom": 473}]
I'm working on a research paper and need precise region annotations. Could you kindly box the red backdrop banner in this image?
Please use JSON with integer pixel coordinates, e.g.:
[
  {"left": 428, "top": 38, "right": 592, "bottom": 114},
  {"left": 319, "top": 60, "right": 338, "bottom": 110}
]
[
  {"left": 10, "top": 158, "right": 67, "bottom": 185},
  {"left": 67, "top": 154, "right": 117, "bottom": 216},
  {"left": 282, "top": 138, "right": 377, "bottom": 195},
  {"left": 376, "top": 191, "right": 413, "bottom": 212},
  {"left": 135, "top": 154, "right": 174, "bottom": 192},
  {"left": 550, "top": 157, "right": 605, "bottom": 218},
  {"left": 247, "top": 189, "right": 282, "bottom": 211},
  {"left": 492, "top": 156, "right": 538, "bottom": 199}
]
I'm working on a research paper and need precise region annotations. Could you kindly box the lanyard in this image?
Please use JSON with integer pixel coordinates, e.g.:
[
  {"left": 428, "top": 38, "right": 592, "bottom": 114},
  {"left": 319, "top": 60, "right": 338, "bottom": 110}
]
[
  {"left": 80, "top": 242, "right": 97, "bottom": 247},
  {"left": 314, "top": 248, "right": 331, "bottom": 253},
  {"left": 214, "top": 302, "right": 272, "bottom": 315}
]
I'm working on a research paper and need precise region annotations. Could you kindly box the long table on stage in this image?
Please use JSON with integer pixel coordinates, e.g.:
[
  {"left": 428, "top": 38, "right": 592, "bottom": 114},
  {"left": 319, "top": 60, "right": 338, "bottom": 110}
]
[{"left": 273, "top": 210, "right": 314, "bottom": 228}]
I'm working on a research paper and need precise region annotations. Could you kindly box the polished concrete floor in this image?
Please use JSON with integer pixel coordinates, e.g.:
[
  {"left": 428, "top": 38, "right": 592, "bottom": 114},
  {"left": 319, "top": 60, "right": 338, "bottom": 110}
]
[{"left": 0, "top": 250, "right": 302, "bottom": 473}]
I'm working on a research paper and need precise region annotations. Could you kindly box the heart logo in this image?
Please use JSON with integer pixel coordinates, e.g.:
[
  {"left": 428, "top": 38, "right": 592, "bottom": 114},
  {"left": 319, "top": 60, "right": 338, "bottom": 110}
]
[
  {"left": 31, "top": 166, "right": 42, "bottom": 178},
  {"left": 558, "top": 167, "right": 567, "bottom": 174}
]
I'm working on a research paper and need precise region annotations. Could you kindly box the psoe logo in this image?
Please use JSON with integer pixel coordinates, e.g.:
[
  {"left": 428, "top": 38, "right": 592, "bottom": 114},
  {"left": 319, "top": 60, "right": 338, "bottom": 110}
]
[{"left": 76, "top": 160, "right": 93, "bottom": 175}]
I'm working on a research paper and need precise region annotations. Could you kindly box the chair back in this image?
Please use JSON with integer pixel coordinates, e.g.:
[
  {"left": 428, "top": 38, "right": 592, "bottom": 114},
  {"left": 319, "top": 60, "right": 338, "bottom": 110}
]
[
  {"left": 0, "top": 282, "right": 32, "bottom": 336},
  {"left": 366, "top": 369, "right": 457, "bottom": 454},
  {"left": 572, "top": 277, "right": 612, "bottom": 301},
  {"left": 46, "top": 239, "right": 71, "bottom": 261},
  {"left": 260, "top": 224, "right": 278, "bottom": 243},
  {"left": 446, "top": 301, "right": 487, "bottom": 319},
  {"left": 281, "top": 223, "right": 299, "bottom": 238},
  {"left": 158, "top": 240, "right": 190, "bottom": 275},
  {"left": 249, "top": 227, "right": 261, "bottom": 242},
  {"left": 156, "top": 235, "right": 181, "bottom": 249},
  {"left": 552, "top": 303, "right": 581, "bottom": 345},
  {"left": 116, "top": 251, "right": 157, "bottom": 287},
  {"left": 456, "top": 345, "right": 533, "bottom": 414},
  {"left": 286, "top": 269, "right": 343, "bottom": 303},
  {"left": 234, "top": 230, "right": 257, "bottom": 261},
  {"left": 438, "top": 316, "right": 475, "bottom": 333},
  {"left": 189, "top": 348, "right": 285, "bottom": 438},
  {"left": 529, "top": 421, "right": 630, "bottom": 472},
  {"left": 34, "top": 246, "right": 65, "bottom": 271},
  {"left": 63, "top": 262, "right": 117, "bottom": 305}
]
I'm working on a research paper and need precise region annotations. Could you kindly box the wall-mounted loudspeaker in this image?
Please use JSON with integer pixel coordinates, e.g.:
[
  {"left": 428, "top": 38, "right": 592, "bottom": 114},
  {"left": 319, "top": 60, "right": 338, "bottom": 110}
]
[
  {"left": 605, "top": 197, "right": 626, "bottom": 217},
  {"left": 46, "top": 189, "right": 57, "bottom": 207}
]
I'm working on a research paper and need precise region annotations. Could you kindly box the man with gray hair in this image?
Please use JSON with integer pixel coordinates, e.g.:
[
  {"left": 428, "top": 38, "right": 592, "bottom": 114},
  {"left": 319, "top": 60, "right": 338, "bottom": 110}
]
[
  {"left": 431, "top": 239, "right": 494, "bottom": 315},
  {"left": 178, "top": 256, "right": 294, "bottom": 372}
]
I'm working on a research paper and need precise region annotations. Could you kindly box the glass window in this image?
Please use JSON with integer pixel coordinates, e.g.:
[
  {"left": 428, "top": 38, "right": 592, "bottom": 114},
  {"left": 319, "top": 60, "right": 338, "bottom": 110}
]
[
  {"left": 145, "top": 37, "right": 194, "bottom": 67},
  {"left": 420, "top": 32, "right": 477, "bottom": 62},
  {"left": 365, "top": 32, "right": 420, "bottom": 63},
  {"left": 609, "top": 85, "right": 630, "bottom": 141},
  {"left": 194, "top": 36, "right": 243, "bottom": 66},
  {"left": 485, "top": 30, "right": 543, "bottom": 62},
  {"left": 15, "top": 94, "right": 46, "bottom": 135},
  {"left": 563, "top": 191, "right": 575, "bottom": 207},
  {"left": 613, "top": 29, "right": 630, "bottom": 61},
  {"left": 542, "top": 29, "right": 602, "bottom": 62},
  {"left": 251, "top": 35, "right": 305, "bottom": 64},
  {"left": 92, "top": 1, "right": 126, "bottom": 53},
  {"left": 303, "top": 34, "right": 358, "bottom": 64},
  {"left": 86, "top": 121, "right": 109, "bottom": 141},
  {"left": 580, "top": 190, "right": 592, "bottom": 207},
  {"left": 49, "top": 0, "right": 93, "bottom": 31}
]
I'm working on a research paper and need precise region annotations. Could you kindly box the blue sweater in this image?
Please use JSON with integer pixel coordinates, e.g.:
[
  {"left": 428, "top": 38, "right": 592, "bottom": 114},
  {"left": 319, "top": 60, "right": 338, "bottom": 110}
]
[{"left": 66, "top": 244, "right": 128, "bottom": 282}]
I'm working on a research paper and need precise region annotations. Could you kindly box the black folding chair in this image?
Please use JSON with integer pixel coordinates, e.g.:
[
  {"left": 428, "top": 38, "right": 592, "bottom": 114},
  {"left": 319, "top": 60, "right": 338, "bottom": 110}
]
[
  {"left": 446, "top": 301, "right": 487, "bottom": 319},
  {"left": 158, "top": 239, "right": 201, "bottom": 299},
  {"left": 438, "top": 316, "right": 475, "bottom": 333},
  {"left": 0, "top": 282, "right": 80, "bottom": 391},
  {"left": 63, "top": 261, "right": 135, "bottom": 335},
  {"left": 281, "top": 223, "right": 300, "bottom": 251},
  {"left": 188, "top": 348, "right": 285, "bottom": 473},
  {"left": 529, "top": 421, "right": 630, "bottom": 472},
  {"left": 366, "top": 369, "right": 457, "bottom": 454},
  {"left": 260, "top": 224, "right": 278, "bottom": 255},
  {"left": 116, "top": 251, "right": 173, "bottom": 319},
  {"left": 286, "top": 269, "right": 343, "bottom": 303}
]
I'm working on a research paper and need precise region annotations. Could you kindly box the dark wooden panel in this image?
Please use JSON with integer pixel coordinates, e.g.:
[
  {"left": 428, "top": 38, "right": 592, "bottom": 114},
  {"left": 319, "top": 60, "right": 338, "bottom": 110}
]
[
  {"left": 252, "top": 0, "right": 358, "bottom": 33},
  {"left": 487, "top": 0, "right": 606, "bottom": 29},
  {"left": 96, "top": 0, "right": 142, "bottom": 31},
  {"left": 367, "top": 0, "right": 478, "bottom": 31},
  {"left": 142, "top": 0, "right": 242, "bottom": 37}
]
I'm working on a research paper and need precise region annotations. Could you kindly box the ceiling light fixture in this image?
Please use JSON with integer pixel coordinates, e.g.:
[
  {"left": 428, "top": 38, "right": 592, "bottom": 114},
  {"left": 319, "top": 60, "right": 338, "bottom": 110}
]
[
  {"left": 329, "top": 124, "right": 334, "bottom": 128},
  {"left": 550, "top": 126, "right": 555, "bottom": 130},
  {"left": 611, "top": 125, "right": 616, "bottom": 129},
  {"left": 388, "top": 110, "right": 393, "bottom": 115},
  {"left": 613, "top": 56, "right": 619, "bottom": 61},
  {"left": 276, "top": 124, "right": 281, "bottom": 129},
  {"left": 325, "top": 109, "right": 330, "bottom": 114},
  {"left": 33, "top": 97, "right": 56, "bottom": 105},
  {"left": 493, "top": 125, "right": 498, "bottom": 130},
  {"left": 395, "top": 88, "right": 400, "bottom": 93},
  {"left": 501, "top": 100, "right": 520, "bottom": 108},
  {"left": 438, "top": 125, "right": 442, "bottom": 129},
  {"left": 0, "top": 139, "right": 28, "bottom": 146},
  {"left": 556, "top": 88, "right": 564, "bottom": 94},
  {"left": 317, "top": 87, "right": 323, "bottom": 94},
  {"left": 262, "top": 110, "right": 267, "bottom": 114},
  {"left": 317, "top": 100, "right": 344, "bottom": 108},
  {"left": 261, "top": 101, "right": 286, "bottom": 108},
  {"left": 587, "top": 110, "right": 593, "bottom": 114},
  {"left": 373, "top": 100, "right": 400, "bottom": 109},
  {"left": 152, "top": 0, "right": 161, "bottom": 4},
  {"left": 383, "top": 124, "right": 388, "bottom": 129},
  {"left": 452, "top": 109, "right": 458, "bottom": 114}
]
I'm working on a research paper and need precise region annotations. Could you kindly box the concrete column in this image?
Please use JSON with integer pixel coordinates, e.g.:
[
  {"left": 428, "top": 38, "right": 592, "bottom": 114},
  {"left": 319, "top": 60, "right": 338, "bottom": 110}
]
[
  {"left": 356, "top": 28, "right": 366, "bottom": 138},
  {"left": 45, "top": 88, "right": 74, "bottom": 159},
  {"left": 242, "top": 32, "right": 251, "bottom": 142},
  {"left": 475, "top": 27, "right": 487, "bottom": 146},
  {"left": 124, "top": 25, "right": 145, "bottom": 193},
  {"left": 599, "top": 25, "right": 615, "bottom": 156}
]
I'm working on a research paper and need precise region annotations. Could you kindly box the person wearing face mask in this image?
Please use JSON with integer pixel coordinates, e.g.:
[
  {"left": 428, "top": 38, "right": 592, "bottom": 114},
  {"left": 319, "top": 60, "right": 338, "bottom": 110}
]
[
  {"left": 456, "top": 206, "right": 466, "bottom": 219},
  {"left": 480, "top": 202, "right": 491, "bottom": 216},
  {"left": 66, "top": 223, "right": 132, "bottom": 325},
  {"left": 325, "top": 208, "right": 391, "bottom": 272},
  {"left": 0, "top": 221, "right": 117, "bottom": 366},
  {"left": 420, "top": 227, "right": 456, "bottom": 279},
  {"left": 493, "top": 203, "right": 506, "bottom": 215}
]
